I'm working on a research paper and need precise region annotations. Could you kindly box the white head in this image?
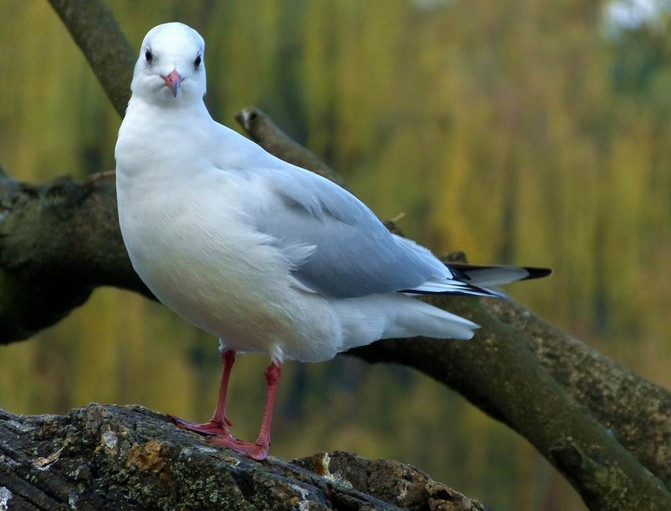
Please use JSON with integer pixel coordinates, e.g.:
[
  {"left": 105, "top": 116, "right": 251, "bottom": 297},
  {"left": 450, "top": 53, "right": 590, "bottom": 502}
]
[{"left": 131, "top": 23, "right": 206, "bottom": 106}]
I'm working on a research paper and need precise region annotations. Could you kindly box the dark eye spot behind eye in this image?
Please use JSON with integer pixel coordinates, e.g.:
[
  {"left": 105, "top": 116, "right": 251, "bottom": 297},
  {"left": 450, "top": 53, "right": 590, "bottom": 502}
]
[
  {"left": 145, "top": 49, "right": 153, "bottom": 63},
  {"left": 194, "top": 54, "right": 202, "bottom": 68}
]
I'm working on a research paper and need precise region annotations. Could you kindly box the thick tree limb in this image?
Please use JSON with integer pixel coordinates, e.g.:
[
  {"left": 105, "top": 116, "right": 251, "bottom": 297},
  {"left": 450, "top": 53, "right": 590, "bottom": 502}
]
[
  {"left": 0, "top": 404, "right": 484, "bottom": 510},
  {"left": 0, "top": 170, "right": 151, "bottom": 341},
  {"left": 483, "top": 298, "right": 671, "bottom": 488}
]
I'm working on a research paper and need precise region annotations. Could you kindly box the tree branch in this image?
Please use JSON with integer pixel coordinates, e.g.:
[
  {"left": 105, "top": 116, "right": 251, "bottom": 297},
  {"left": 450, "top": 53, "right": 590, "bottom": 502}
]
[
  {"left": 48, "top": 0, "right": 135, "bottom": 116},
  {"left": 0, "top": 170, "right": 152, "bottom": 341},
  {"left": 483, "top": 298, "right": 671, "bottom": 488},
  {"left": 0, "top": 404, "right": 484, "bottom": 510}
]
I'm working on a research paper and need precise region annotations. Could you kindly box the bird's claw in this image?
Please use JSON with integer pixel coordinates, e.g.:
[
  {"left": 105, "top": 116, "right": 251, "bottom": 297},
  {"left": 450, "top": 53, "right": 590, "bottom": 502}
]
[
  {"left": 168, "top": 415, "right": 234, "bottom": 439},
  {"left": 207, "top": 436, "right": 270, "bottom": 461},
  {"left": 168, "top": 414, "right": 268, "bottom": 460}
]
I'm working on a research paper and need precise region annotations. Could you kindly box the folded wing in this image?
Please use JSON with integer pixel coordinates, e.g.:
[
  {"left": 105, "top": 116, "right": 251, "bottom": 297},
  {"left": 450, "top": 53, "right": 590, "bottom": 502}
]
[{"left": 236, "top": 163, "right": 535, "bottom": 299}]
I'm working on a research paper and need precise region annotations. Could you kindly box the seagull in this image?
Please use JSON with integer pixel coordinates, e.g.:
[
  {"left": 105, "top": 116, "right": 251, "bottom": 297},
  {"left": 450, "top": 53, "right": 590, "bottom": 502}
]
[{"left": 115, "top": 22, "right": 551, "bottom": 461}]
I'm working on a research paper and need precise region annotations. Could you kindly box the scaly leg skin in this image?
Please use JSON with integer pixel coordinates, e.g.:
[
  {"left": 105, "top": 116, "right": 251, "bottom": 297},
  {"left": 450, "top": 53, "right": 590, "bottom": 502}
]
[
  {"left": 170, "top": 349, "right": 236, "bottom": 438},
  {"left": 207, "top": 361, "right": 282, "bottom": 461}
]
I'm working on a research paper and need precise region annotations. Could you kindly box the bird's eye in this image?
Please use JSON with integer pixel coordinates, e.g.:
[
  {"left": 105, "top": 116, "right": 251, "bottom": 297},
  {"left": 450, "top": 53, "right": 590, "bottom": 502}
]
[
  {"left": 145, "top": 49, "right": 153, "bottom": 63},
  {"left": 194, "top": 54, "right": 202, "bottom": 68}
]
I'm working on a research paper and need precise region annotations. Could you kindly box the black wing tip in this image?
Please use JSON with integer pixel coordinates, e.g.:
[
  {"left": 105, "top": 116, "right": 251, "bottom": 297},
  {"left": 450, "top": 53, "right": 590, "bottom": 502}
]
[
  {"left": 523, "top": 267, "right": 553, "bottom": 280},
  {"left": 446, "top": 262, "right": 552, "bottom": 280}
]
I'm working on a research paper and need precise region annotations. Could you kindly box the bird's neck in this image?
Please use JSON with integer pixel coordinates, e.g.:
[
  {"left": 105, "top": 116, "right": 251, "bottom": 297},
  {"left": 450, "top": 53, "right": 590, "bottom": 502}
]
[
  {"left": 125, "top": 95, "right": 211, "bottom": 122},
  {"left": 116, "top": 96, "right": 214, "bottom": 184}
]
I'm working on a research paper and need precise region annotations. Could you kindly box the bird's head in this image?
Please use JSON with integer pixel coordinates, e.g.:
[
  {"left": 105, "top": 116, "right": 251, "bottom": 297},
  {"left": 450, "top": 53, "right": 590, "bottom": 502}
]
[{"left": 131, "top": 23, "right": 206, "bottom": 106}]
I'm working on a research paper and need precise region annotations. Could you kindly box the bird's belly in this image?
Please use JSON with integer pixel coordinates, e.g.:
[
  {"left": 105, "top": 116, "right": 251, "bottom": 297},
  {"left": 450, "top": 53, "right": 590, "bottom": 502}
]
[
  {"left": 136, "top": 254, "right": 289, "bottom": 352},
  {"left": 119, "top": 192, "right": 341, "bottom": 361}
]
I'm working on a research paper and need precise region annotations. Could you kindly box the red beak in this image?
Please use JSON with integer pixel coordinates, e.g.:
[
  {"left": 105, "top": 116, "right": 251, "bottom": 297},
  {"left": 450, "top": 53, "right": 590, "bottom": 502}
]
[{"left": 162, "top": 70, "right": 183, "bottom": 97}]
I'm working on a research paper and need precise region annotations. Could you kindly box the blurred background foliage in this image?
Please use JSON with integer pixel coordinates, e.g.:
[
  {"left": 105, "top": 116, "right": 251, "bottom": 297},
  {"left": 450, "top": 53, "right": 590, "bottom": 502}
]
[{"left": 1, "top": 0, "right": 671, "bottom": 509}]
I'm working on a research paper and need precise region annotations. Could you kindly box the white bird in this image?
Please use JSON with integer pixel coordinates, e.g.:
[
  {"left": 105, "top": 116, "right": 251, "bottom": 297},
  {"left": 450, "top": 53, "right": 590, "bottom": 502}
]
[{"left": 115, "top": 22, "right": 550, "bottom": 461}]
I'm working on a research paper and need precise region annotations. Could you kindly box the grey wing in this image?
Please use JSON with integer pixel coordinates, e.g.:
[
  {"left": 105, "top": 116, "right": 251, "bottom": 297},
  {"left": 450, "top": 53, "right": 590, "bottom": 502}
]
[{"left": 240, "top": 165, "right": 451, "bottom": 298}]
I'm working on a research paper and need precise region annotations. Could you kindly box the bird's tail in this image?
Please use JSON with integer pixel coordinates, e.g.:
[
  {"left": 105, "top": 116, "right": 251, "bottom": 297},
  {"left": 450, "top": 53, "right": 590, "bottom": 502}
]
[
  {"left": 332, "top": 264, "right": 551, "bottom": 351},
  {"left": 333, "top": 294, "right": 478, "bottom": 353}
]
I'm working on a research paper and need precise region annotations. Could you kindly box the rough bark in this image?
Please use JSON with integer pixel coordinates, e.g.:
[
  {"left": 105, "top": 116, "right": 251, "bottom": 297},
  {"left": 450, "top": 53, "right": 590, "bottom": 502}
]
[
  {"left": 1, "top": 2, "right": 670, "bottom": 509},
  {"left": 0, "top": 404, "right": 484, "bottom": 510}
]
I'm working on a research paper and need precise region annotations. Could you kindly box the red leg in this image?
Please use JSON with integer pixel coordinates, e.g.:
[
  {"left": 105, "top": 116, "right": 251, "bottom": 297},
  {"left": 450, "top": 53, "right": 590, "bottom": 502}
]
[
  {"left": 255, "top": 362, "right": 281, "bottom": 450},
  {"left": 211, "top": 349, "right": 235, "bottom": 426},
  {"left": 207, "top": 361, "right": 281, "bottom": 461},
  {"left": 170, "top": 349, "right": 235, "bottom": 438}
]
